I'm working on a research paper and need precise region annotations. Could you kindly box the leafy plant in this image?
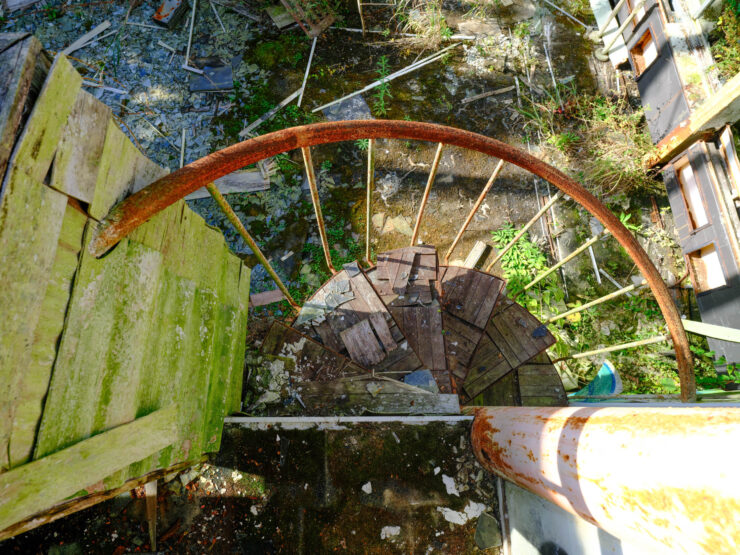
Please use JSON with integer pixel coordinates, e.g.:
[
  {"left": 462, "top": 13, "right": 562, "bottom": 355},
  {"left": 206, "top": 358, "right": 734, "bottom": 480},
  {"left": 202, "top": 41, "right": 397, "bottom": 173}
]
[
  {"left": 710, "top": 1, "right": 740, "bottom": 81},
  {"left": 44, "top": 3, "right": 61, "bottom": 20},
  {"left": 355, "top": 139, "right": 369, "bottom": 151},
  {"left": 372, "top": 55, "right": 393, "bottom": 117}
]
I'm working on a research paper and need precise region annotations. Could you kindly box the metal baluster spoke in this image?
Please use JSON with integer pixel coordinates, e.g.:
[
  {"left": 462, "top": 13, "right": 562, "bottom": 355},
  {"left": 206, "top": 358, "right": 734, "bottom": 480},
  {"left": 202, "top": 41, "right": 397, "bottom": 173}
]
[
  {"left": 410, "top": 142, "right": 444, "bottom": 246},
  {"left": 545, "top": 279, "right": 647, "bottom": 324},
  {"left": 365, "top": 138, "right": 375, "bottom": 266},
  {"left": 302, "top": 146, "right": 337, "bottom": 275},
  {"left": 444, "top": 159, "right": 505, "bottom": 264},
  {"left": 205, "top": 183, "right": 300, "bottom": 312}
]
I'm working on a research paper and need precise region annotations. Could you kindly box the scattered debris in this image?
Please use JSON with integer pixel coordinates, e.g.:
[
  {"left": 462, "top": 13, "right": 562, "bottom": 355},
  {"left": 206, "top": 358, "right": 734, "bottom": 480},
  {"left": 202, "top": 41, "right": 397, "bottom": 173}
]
[
  {"left": 475, "top": 512, "right": 503, "bottom": 549},
  {"left": 153, "top": 0, "right": 191, "bottom": 29},
  {"left": 362, "top": 482, "right": 372, "bottom": 494},
  {"left": 442, "top": 474, "right": 460, "bottom": 497},
  {"left": 62, "top": 20, "right": 111, "bottom": 55},
  {"left": 380, "top": 525, "right": 401, "bottom": 539}
]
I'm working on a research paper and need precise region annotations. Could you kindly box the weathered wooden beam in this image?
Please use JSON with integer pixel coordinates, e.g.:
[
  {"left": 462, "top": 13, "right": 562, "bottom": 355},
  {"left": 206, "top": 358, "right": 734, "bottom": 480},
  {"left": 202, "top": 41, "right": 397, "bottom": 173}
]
[
  {"left": 682, "top": 319, "right": 740, "bottom": 344},
  {"left": 0, "top": 404, "right": 178, "bottom": 533},
  {"left": 649, "top": 72, "right": 740, "bottom": 167},
  {"left": 0, "top": 456, "right": 204, "bottom": 541}
]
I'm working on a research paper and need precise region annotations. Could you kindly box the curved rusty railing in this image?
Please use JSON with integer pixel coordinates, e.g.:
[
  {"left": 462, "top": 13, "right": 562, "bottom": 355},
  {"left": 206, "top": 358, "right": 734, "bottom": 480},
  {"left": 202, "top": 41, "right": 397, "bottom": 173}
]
[{"left": 89, "top": 120, "right": 695, "bottom": 402}]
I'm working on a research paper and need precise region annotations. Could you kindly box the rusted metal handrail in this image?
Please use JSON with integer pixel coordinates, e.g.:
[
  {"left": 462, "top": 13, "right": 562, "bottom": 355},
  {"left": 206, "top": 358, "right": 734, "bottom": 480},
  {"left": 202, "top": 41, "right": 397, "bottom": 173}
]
[
  {"left": 444, "top": 159, "right": 504, "bottom": 264},
  {"left": 88, "top": 120, "right": 695, "bottom": 401}
]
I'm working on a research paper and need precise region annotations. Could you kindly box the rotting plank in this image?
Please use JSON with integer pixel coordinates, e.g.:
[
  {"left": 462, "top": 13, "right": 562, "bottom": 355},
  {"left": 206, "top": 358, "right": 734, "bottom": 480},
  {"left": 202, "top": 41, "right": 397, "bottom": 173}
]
[
  {"left": 463, "top": 334, "right": 514, "bottom": 400},
  {"left": 0, "top": 404, "right": 178, "bottom": 534},
  {"left": 490, "top": 298, "right": 555, "bottom": 363},
  {"left": 517, "top": 353, "right": 567, "bottom": 407},
  {"left": 263, "top": 322, "right": 365, "bottom": 382},
  {"left": 369, "top": 312, "right": 397, "bottom": 352},
  {"left": 466, "top": 370, "right": 520, "bottom": 407},
  {"left": 5, "top": 54, "right": 81, "bottom": 184},
  {"left": 300, "top": 390, "right": 460, "bottom": 415},
  {"left": 50, "top": 90, "right": 111, "bottom": 203},
  {"left": 7, "top": 202, "right": 86, "bottom": 468},
  {"left": 0, "top": 170, "right": 68, "bottom": 470},
  {"left": 229, "top": 262, "right": 251, "bottom": 413},
  {"left": 0, "top": 34, "right": 46, "bottom": 180},
  {"left": 89, "top": 117, "right": 142, "bottom": 219},
  {"left": 340, "top": 319, "right": 386, "bottom": 367}
]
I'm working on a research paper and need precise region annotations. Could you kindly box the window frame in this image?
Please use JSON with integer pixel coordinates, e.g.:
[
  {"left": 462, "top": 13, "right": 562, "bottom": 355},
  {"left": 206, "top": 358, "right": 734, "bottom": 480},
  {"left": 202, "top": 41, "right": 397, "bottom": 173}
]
[
  {"left": 630, "top": 27, "right": 659, "bottom": 76},
  {"left": 675, "top": 157, "right": 711, "bottom": 232},
  {"left": 687, "top": 244, "right": 728, "bottom": 294}
]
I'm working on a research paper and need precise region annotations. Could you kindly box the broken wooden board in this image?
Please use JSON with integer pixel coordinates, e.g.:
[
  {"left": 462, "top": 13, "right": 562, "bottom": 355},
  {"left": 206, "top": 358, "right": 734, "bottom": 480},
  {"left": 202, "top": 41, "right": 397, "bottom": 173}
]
[
  {"left": 0, "top": 169, "right": 68, "bottom": 471},
  {"left": 6, "top": 202, "right": 86, "bottom": 468},
  {"left": 250, "top": 288, "right": 285, "bottom": 307},
  {"left": 374, "top": 246, "right": 438, "bottom": 306},
  {"left": 0, "top": 404, "right": 178, "bottom": 533},
  {"left": 50, "top": 90, "right": 111, "bottom": 203},
  {"left": 517, "top": 353, "right": 568, "bottom": 407},
  {"left": 292, "top": 264, "right": 418, "bottom": 372},
  {"left": 439, "top": 265, "right": 504, "bottom": 329},
  {"left": 487, "top": 296, "right": 556, "bottom": 367},
  {"left": 4, "top": 53, "right": 81, "bottom": 184},
  {"left": 262, "top": 321, "right": 366, "bottom": 382},
  {"left": 462, "top": 333, "right": 514, "bottom": 401},
  {"left": 185, "top": 169, "right": 269, "bottom": 200},
  {"left": 0, "top": 34, "right": 47, "bottom": 180}
]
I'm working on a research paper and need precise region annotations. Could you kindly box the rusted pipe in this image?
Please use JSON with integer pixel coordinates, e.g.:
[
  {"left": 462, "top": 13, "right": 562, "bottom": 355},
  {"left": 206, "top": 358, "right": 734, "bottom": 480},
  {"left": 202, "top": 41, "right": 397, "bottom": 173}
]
[
  {"left": 205, "top": 183, "right": 300, "bottom": 311},
  {"left": 88, "top": 120, "right": 695, "bottom": 401},
  {"left": 444, "top": 159, "right": 505, "bottom": 264},
  {"left": 472, "top": 406, "right": 740, "bottom": 554},
  {"left": 301, "top": 147, "right": 337, "bottom": 275},
  {"left": 410, "top": 142, "right": 444, "bottom": 246}
]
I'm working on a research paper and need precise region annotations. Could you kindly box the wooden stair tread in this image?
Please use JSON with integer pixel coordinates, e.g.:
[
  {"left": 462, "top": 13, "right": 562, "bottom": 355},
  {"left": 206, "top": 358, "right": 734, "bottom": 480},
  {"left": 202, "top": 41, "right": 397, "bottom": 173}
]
[{"left": 278, "top": 247, "right": 565, "bottom": 410}]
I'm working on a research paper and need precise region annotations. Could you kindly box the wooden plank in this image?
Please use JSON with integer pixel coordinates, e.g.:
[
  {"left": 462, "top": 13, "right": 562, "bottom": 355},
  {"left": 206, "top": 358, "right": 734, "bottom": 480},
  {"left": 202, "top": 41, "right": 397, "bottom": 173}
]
[
  {"left": 369, "top": 312, "right": 397, "bottom": 352},
  {"left": 392, "top": 249, "right": 416, "bottom": 294},
  {"left": 442, "top": 311, "right": 482, "bottom": 371},
  {"left": 428, "top": 304, "right": 446, "bottom": 370},
  {"left": 403, "top": 306, "right": 420, "bottom": 354},
  {"left": 472, "top": 275, "right": 504, "bottom": 329},
  {"left": 7, "top": 202, "right": 86, "bottom": 468},
  {"left": 262, "top": 322, "right": 365, "bottom": 382},
  {"left": 49, "top": 90, "right": 111, "bottom": 203},
  {"left": 297, "top": 376, "right": 433, "bottom": 397},
  {"left": 462, "top": 240, "right": 489, "bottom": 269},
  {"left": 301, "top": 392, "right": 460, "bottom": 415},
  {"left": 0, "top": 404, "right": 178, "bottom": 533},
  {"left": 250, "top": 288, "right": 285, "bottom": 307},
  {"left": 313, "top": 320, "right": 344, "bottom": 352},
  {"left": 5, "top": 54, "right": 81, "bottom": 184},
  {"left": 682, "top": 319, "right": 740, "bottom": 344},
  {"left": 517, "top": 353, "right": 567, "bottom": 407},
  {"left": 229, "top": 261, "right": 250, "bottom": 413},
  {"left": 0, "top": 34, "right": 45, "bottom": 180},
  {"left": 350, "top": 269, "right": 389, "bottom": 317},
  {"left": 89, "top": 117, "right": 142, "bottom": 219},
  {"left": 466, "top": 371, "right": 519, "bottom": 407},
  {"left": 340, "top": 319, "right": 386, "bottom": 367},
  {"left": 415, "top": 252, "right": 437, "bottom": 280},
  {"left": 0, "top": 170, "right": 68, "bottom": 470},
  {"left": 462, "top": 334, "right": 514, "bottom": 400},
  {"left": 492, "top": 299, "right": 555, "bottom": 363}
]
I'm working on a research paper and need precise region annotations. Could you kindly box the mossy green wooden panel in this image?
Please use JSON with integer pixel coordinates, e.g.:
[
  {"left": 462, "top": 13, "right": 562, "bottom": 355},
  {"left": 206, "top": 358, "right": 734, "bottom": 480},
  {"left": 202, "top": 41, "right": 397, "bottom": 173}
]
[
  {"left": 229, "top": 263, "right": 251, "bottom": 413},
  {"left": 33, "top": 235, "right": 161, "bottom": 459},
  {"left": 0, "top": 404, "right": 178, "bottom": 532},
  {"left": 49, "top": 90, "right": 111, "bottom": 204},
  {"left": 0, "top": 169, "right": 68, "bottom": 471},
  {"left": 7, "top": 203, "right": 86, "bottom": 467},
  {"left": 5, "top": 54, "right": 80, "bottom": 184},
  {"left": 89, "top": 118, "right": 142, "bottom": 219}
]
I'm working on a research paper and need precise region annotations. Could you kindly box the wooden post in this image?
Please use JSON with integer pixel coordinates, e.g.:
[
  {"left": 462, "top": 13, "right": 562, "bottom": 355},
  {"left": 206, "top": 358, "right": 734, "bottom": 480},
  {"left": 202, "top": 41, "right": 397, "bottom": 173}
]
[
  {"left": 144, "top": 480, "right": 157, "bottom": 551},
  {"left": 682, "top": 319, "right": 740, "bottom": 343},
  {"left": 554, "top": 334, "right": 670, "bottom": 362},
  {"left": 486, "top": 191, "right": 563, "bottom": 272},
  {"left": 301, "top": 147, "right": 337, "bottom": 274},
  {"left": 205, "top": 183, "right": 300, "bottom": 311},
  {"left": 411, "top": 142, "right": 444, "bottom": 246},
  {"left": 546, "top": 279, "right": 646, "bottom": 324},
  {"left": 444, "top": 159, "right": 505, "bottom": 264},
  {"left": 520, "top": 230, "right": 610, "bottom": 294},
  {"left": 365, "top": 138, "right": 375, "bottom": 265}
]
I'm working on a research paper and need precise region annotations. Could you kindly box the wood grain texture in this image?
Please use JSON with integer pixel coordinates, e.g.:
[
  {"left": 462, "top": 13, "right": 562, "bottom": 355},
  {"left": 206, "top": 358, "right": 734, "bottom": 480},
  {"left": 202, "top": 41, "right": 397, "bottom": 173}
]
[
  {"left": 340, "top": 319, "right": 385, "bottom": 367},
  {"left": 0, "top": 169, "right": 67, "bottom": 471},
  {"left": 7, "top": 202, "right": 86, "bottom": 468},
  {"left": 5, "top": 54, "right": 80, "bottom": 184},
  {"left": 0, "top": 404, "right": 178, "bottom": 533},
  {"left": 0, "top": 34, "right": 44, "bottom": 180},
  {"left": 50, "top": 90, "right": 111, "bottom": 203}
]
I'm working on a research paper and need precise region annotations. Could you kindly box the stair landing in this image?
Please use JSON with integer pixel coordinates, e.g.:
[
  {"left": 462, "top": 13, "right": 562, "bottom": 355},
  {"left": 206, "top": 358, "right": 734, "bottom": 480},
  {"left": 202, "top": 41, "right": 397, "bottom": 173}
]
[{"left": 262, "top": 246, "right": 567, "bottom": 413}]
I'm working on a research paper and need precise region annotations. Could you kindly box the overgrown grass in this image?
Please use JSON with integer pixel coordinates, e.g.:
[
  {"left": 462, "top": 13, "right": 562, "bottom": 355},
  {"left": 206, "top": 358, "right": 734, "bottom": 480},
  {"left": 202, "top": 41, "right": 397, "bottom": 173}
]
[
  {"left": 709, "top": 1, "right": 740, "bottom": 81},
  {"left": 518, "top": 86, "right": 659, "bottom": 196},
  {"left": 393, "top": 0, "right": 453, "bottom": 46}
]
